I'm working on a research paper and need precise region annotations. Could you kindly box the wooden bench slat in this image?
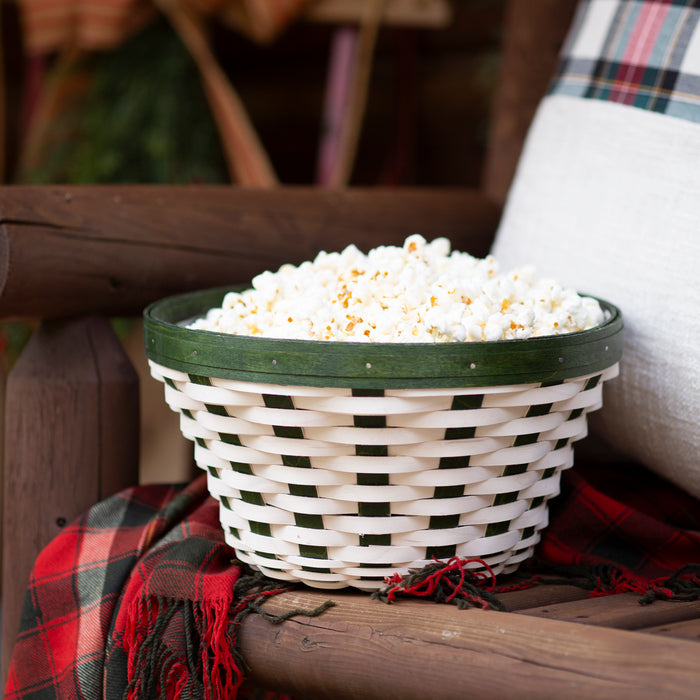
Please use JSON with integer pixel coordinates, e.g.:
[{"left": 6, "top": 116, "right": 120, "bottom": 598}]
[
  {"left": 238, "top": 589, "right": 700, "bottom": 699},
  {"left": 1, "top": 316, "right": 139, "bottom": 682},
  {"left": 498, "top": 582, "right": 591, "bottom": 611},
  {"left": 0, "top": 185, "right": 499, "bottom": 320},
  {"left": 517, "top": 593, "right": 700, "bottom": 631},
  {"left": 644, "top": 617, "right": 700, "bottom": 641}
]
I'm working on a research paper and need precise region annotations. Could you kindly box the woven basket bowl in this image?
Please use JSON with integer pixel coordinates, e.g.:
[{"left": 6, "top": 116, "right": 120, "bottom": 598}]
[{"left": 144, "top": 286, "right": 623, "bottom": 590}]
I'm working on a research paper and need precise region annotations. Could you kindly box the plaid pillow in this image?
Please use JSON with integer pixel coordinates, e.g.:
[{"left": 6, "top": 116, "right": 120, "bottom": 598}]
[
  {"left": 491, "top": 0, "right": 700, "bottom": 499},
  {"left": 552, "top": 0, "right": 700, "bottom": 121}
]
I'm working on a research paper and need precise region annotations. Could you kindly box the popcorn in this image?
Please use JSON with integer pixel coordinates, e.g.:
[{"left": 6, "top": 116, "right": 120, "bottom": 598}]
[{"left": 189, "top": 235, "right": 606, "bottom": 342}]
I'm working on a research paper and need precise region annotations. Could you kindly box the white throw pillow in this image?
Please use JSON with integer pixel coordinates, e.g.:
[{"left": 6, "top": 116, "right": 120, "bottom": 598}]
[{"left": 491, "top": 0, "right": 700, "bottom": 498}]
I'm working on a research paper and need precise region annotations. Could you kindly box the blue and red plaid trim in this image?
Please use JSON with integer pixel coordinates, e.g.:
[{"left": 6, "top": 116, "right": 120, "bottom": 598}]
[{"left": 550, "top": 0, "right": 700, "bottom": 123}]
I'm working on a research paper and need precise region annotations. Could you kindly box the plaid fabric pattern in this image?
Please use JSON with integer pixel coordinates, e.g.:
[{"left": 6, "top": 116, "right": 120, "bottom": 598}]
[
  {"left": 539, "top": 459, "right": 700, "bottom": 580},
  {"left": 4, "top": 478, "right": 236, "bottom": 699},
  {"left": 6, "top": 462, "right": 699, "bottom": 698},
  {"left": 550, "top": 0, "right": 700, "bottom": 123}
]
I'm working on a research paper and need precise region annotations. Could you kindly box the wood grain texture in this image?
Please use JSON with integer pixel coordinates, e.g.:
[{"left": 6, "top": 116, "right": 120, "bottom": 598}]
[
  {"left": 0, "top": 185, "right": 500, "bottom": 320},
  {"left": 482, "top": 0, "right": 578, "bottom": 205},
  {"left": 518, "top": 593, "right": 700, "bottom": 631},
  {"left": 239, "top": 589, "right": 700, "bottom": 699},
  {"left": 1, "top": 316, "right": 139, "bottom": 685}
]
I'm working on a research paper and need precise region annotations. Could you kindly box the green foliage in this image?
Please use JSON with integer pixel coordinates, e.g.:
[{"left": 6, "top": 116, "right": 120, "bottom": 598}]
[{"left": 25, "top": 18, "right": 228, "bottom": 184}]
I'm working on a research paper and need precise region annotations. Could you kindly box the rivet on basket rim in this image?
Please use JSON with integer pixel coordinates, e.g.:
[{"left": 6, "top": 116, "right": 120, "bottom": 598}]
[
  {"left": 272, "top": 359, "right": 278, "bottom": 366},
  {"left": 365, "top": 362, "right": 372, "bottom": 369}
]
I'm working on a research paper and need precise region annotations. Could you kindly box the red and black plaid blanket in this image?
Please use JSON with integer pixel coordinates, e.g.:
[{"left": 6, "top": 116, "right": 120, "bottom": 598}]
[{"left": 5, "top": 460, "right": 700, "bottom": 699}]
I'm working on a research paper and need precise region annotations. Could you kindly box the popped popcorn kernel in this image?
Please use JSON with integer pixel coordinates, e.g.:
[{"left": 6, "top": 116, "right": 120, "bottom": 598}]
[{"left": 189, "top": 235, "right": 606, "bottom": 342}]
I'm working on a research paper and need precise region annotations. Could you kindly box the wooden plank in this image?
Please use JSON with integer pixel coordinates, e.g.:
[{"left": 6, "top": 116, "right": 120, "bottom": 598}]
[
  {"left": 238, "top": 589, "right": 700, "bottom": 699},
  {"left": 498, "top": 582, "right": 590, "bottom": 611},
  {"left": 517, "top": 593, "right": 700, "bottom": 631},
  {"left": 644, "top": 617, "right": 700, "bottom": 641},
  {"left": 0, "top": 185, "right": 499, "bottom": 320},
  {"left": 305, "top": 0, "right": 452, "bottom": 29},
  {"left": 482, "top": 0, "right": 578, "bottom": 206},
  {"left": 1, "top": 316, "right": 139, "bottom": 685}
]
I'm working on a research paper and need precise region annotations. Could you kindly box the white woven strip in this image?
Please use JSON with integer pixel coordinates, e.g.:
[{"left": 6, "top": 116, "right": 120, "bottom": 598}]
[{"left": 387, "top": 406, "right": 523, "bottom": 429}]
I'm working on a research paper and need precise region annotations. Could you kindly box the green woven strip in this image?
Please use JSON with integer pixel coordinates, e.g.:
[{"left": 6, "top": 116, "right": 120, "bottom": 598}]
[
  {"left": 492, "top": 491, "right": 519, "bottom": 506},
  {"left": 188, "top": 374, "right": 212, "bottom": 386},
  {"left": 530, "top": 496, "right": 545, "bottom": 509},
  {"left": 451, "top": 394, "right": 484, "bottom": 410},
  {"left": 294, "top": 512, "right": 325, "bottom": 529},
  {"left": 182, "top": 408, "right": 194, "bottom": 420},
  {"left": 248, "top": 520, "right": 272, "bottom": 537},
  {"left": 542, "top": 467, "right": 556, "bottom": 479},
  {"left": 220, "top": 494, "right": 231, "bottom": 509},
  {"left": 433, "top": 485, "right": 465, "bottom": 499},
  {"left": 299, "top": 544, "right": 330, "bottom": 560},
  {"left": 444, "top": 426, "right": 476, "bottom": 440},
  {"left": 526, "top": 403, "right": 552, "bottom": 417},
  {"left": 513, "top": 433, "right": 540, "bottom": 446},
  {"left": 273, "top": 425, "right": 304, "bottom": 439},
  {"left": 239, "top": 490, "right": 265, "bottom": 506},
  {"left": 360, "top": 533, "right": 391, "bottom": 546},
  {"left": 358, "top": 502, "right": 391, "bottom": 517},
  {"left": 521, "top": 525, "right": 536, "bottom": 540},
  {"left": 164, "top": 376, "right": 177, "bottom": 390},
  {"left": 503, "top": 463, "right": 528, "bottom": 476},
  {"left": 195, "top": 437, "right": 206, "bottom": 448},
  {"left": 427, "top": 544, "right": 457, "bottom": 559},
  {"left": 354, "top": 415, "right": 386, "bottom": 428},
  {"left": 289, "top": 483, "right": 318, "bottom": 498},
  {"left": 429, "top": 514, "right": 460, "bottom": 529},
  {"left": 567, "top": 407, "right": 584, "bottom": 421},
  {"left": 357, "top": 473, "right": 389, "bottom": 486},
  {"left": 585, "top": 374, "right": 602, "bottom": 390},
  {"left": 358, "top": 472, "right": 390, "bottom": 517},
  {"left": 263, "top": 394, "right": 295, "bottom": 409},
  {"left": 282, "top": 455, "right": 312, "bottom": 468},
  {"left": 438, "top": 456, "right": 470, "bottom": 469},
  {"left": 230, "top": 461, "right": 254, "bottom": 475},
  {"left": 352, "top": 388, "right": 385, "bottom": 397},
  {"left": 254, "top": 550, "right": 278, "bottom": 560},
  {"left": 356, "top": 445, "right": 388, "bottom": 457},
  {"left": 300, "top": 565, "right": 332, "bottom": 573},
  {"left": 205, "top": 403, "right": 228, "bottom": 417},
  {"left": 485, "top": 521, "right": 511, "bottom": 537},
  {"left": 554, "top": 438, "right": 569, "bottom": 450},
  {"left": 219, "top": 433, "right": 242, "bottom": 446}
]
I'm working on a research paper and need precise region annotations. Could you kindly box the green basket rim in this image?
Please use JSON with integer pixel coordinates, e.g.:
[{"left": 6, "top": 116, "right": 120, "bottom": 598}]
[{"left": 143, "top": 285, "right": 623, "bottom": 388}]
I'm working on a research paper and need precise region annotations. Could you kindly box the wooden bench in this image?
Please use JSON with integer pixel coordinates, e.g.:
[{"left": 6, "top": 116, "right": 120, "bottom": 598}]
[
  {"left": 2, "top": 190, "right": 699, "bottom": 700},
  {"left": 2, "top": 2, "right": 699, "bottom": 696}
]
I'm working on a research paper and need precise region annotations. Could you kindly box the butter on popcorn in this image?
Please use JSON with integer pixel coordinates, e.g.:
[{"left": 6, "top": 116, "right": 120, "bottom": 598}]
[{"left": 189, "top": 235, "right": 605, "bottom": 343}]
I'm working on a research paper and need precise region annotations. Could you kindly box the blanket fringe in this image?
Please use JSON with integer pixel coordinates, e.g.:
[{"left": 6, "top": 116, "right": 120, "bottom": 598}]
[
  {"left": 372, "top": 557, "right": 508, "bottom": 611},
  {"left": 371, "top": 559, "right": 700, "bottom": 611},
  {"left": 123, "top": 569, "right": 335, "bottom": 700},
  {"left": 518, "top": 560, "right": 700, "bottom": 605}
]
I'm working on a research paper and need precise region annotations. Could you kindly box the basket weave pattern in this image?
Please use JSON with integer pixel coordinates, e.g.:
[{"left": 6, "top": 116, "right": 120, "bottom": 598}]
[{"left": 150, "top": 360, "right": 619, "bottom": 589}]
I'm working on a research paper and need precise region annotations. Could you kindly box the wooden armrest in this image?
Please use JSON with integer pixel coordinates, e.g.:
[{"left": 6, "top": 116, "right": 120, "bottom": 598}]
[
  {"left": 0, "top": 185, "right": 500, "bottom": 320},
  {"left": 239, "top": 587, "right": 700, "bottom": 699}
]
